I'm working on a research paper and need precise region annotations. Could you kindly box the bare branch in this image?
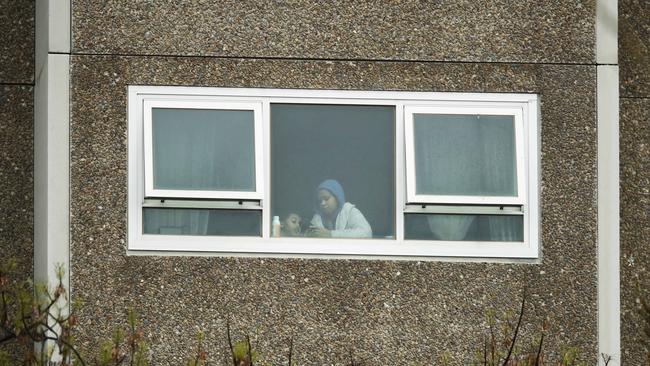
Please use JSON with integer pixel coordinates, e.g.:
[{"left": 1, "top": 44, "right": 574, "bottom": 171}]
[
  {"left": 483, "top": 335, "right": 487, "bottom": 366},
  {"left": 534, "top": 330, "right": 544, "bottom": 366},
  {"left": 0, "top": 331, "right": 16, "bottom": 343},
  {"left": 601, "top": 353, "right": 613, "bottom": 366},
  {"left": 226, "top": 320, "right": 236, "bottom": 366},
  {"left": 502, "top": 288, "right": 526, "bottom": 366},
  {"left": 246, "top": 334, "right": 253, "bottom": 366},
  {"left": 287, "top": 336, "right": 293, "bottom": 366}
]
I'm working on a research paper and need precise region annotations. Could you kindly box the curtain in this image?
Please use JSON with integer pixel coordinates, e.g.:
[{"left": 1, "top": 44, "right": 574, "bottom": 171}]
[
  {"left": 152, "top": 108, "right": 256, "bottom": 192},
  {"left": 414, "top": 114, "right": 517, "bottom": 241},
  {"left": 426, "top": 215, "right": 475, "bottom": 241},
  {"left": 479, "top": 116, "right": 520, "bottom": 241},
  {"left": 143, "top": 208, "right": 210, "bottom": 235},
  {"left": 147, "top": 108, "right": 256, "bottom": 235},
  {"left": 486, "top": 215, "right": 523, "bottom": 241}
]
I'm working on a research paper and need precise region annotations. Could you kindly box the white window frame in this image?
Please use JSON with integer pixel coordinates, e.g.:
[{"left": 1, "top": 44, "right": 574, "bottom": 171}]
[
  {"left": 143, "top": 99, "right": 264, "bottom": 200},
  {"left": 404, "top": 104, "right": 526, "bottom": 206},
  {"left": 128, "top": 86, "right": 540, "bottom": 259}
]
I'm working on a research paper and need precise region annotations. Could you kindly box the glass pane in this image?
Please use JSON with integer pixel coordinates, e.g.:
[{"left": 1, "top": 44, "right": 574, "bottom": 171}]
[
  {"left": 404, "top": 213, "right": 523, "bottom": 241},
  {"left": 271, "top": 104, "right": 395, "bottom": 239},
  {"left": 413, "top": 114, "right": 517, "bottom": 196},
  {"left": 143, "top": 208, "right": 261, "bottom": 236},
  {"left": 152, "top": 108, "right": 256, "bottom": 191}
]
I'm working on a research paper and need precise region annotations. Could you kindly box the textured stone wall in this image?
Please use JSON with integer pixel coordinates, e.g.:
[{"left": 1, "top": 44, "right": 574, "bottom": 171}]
[
  {"left": 0, "top": 0, "right": 34, "bottom": 299},
  {"left": 69, "top": 1, "right": 599, "bottom": 364},
  {"left": 0, "top": 0, "right": 34, "bottom": 359},
  {"left": 0, "top": 0, "right": 34, "bottom": 84},
  {"left": 72, "top": 0, "right": 595, "bottom": 64},
  {"left": 619, "top": 0, "right": 650, "bottom": 364}
]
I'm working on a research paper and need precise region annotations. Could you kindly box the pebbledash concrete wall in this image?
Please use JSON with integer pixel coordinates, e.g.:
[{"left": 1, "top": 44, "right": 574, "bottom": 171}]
[
  {"left": 0, "top": 0, "right": 34, "bottom": 274},
  {"left": 619, "top": 0, "right": 650, "bottom": 364},
  {"left": 69, "top": 2, "right": 599, "bottom": 364},
  {"left": 11, "top": 0, "right": 650, "bottom": 364},
  {"left": 0, "top": 0, "right": 34, "bottom": 358}
]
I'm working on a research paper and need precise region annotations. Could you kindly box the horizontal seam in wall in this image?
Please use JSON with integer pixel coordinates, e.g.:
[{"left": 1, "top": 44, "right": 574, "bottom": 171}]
[
  {"left": 0, "top": 82, "right": 35, "bottom": 86},
  {"left": 620, "top": 95, "right": 650, "bottom": 100},
  {"left": 70, "top": 51, "right": 602, "bottom": 67}
]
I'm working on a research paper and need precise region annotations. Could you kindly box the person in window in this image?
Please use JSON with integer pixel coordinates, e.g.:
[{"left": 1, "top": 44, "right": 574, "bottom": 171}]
[
  {"left": 281, "top": 212, "right": 303, "bottom": 237},
  {"left": 306, "top": 179, "right": 372, "bottom": 238}
]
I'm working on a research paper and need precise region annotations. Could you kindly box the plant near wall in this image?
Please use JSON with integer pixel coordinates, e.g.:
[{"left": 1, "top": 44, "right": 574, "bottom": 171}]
[
  {"left": 473, "top": 292, "right": 535, "bottom": 366},
  {"left": 185, "top": 324, "right": 300, "bottom": 366},
  {"left": 344, "top": 349, "right": 365, "bottom": 366},
  {"left": 185, "top": 332, "right": 208, "bottom": 366},
  {"left": 0, "top": 259, "right": 149, "bottom": 366},
  {"left": 225, "top": 322, "right": 261, "bottom": 366},
  {"left": 94, "top": 308, "right": 148, "bottom": 366},
  {"left": 0, "top": 259, "right": 83, "bottom": 365},
  {"left": 0, "top": 259, "right": 603, "bottom": 365},
  {"left": 471, "top": 290, "right": 588, "bottom": 366}
]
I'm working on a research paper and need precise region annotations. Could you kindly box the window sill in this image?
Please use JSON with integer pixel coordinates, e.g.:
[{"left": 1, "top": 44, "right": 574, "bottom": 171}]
[{"left": 128, "top": 234, "right": 539, "bottom": 260}]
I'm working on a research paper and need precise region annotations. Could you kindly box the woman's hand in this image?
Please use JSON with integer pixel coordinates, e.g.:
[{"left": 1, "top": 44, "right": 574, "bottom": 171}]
[{"left": 306, "top": 227, "right": 331, "bottom": 238}]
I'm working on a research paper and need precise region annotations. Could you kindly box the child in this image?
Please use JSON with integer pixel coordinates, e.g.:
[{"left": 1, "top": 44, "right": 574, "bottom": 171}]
[
  {"left": 306, "top": 179, "right": 372, "bottom": 238},
  {"left": 281, "top": 212, "right": 303, "bottom": 237}
]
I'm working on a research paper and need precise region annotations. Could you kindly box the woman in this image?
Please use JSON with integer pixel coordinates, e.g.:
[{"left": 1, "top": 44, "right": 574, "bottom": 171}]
[{"left": 306, "top": 179, "right": 372, "bottom": 238}]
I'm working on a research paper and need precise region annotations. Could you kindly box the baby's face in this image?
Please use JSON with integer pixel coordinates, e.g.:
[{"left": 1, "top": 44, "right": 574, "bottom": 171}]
[{"left": 283, "top": 214, "right": 302, "bottom": 236}]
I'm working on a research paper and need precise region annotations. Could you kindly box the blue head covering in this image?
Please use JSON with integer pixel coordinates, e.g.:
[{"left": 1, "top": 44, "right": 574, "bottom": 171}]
[{"left": 316, "top": 179, "right": 345, "bottom": 217}]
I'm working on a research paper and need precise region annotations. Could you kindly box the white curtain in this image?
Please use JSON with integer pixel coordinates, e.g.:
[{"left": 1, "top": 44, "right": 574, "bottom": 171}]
[
  {"left": 426, "top": 215, "right": 474, "bottom": 240},
  {"left": 147, "top": 108, "right": 256, "bottom": 235},
  {"left": 479, "top": 117, "right": 520, "bottom": 241},
  {"left": 152, "top": 108, "right": 255, "bottom": 191},
  {"left": 486, "top": 216, "right": 522, "bottom": 241},
  {"left": 143, "top": 208, "right": 210, "bottom": 235},
  {"left": 414, "top": 114, "right": 517, "bottom": 241}
]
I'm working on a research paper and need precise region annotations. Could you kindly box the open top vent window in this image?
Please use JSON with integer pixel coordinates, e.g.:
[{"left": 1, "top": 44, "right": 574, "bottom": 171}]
[
  {"left": 402, "top": 104, "right": 530, "bottom": 244},
  {"left": 404, "top": 105, "right": 526, "bottom": 205},
  {"left": 128, "top": 87, "right": 539, "bottom": 259},
  {"left": 143, "top": 100, "right": 264, "bottom": 200}
]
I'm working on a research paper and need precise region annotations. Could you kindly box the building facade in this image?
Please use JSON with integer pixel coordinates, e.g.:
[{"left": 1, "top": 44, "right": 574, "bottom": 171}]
[{"left": 0, "top": 0, "right": 647, "bottom": 364}]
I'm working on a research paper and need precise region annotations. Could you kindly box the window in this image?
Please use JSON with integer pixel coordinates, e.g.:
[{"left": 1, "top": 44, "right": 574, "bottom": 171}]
[
  {"left": 128, "top": 87, "right": 539, "bottom": 258},
  {"left": 143, "top": 100, "right": 264, "bottom": 200},
  {"left": 271, "top": 103, "right": 395, "bottom": 240},
  {"left": 403, "top": 105, "right": 527, "bottom": 244}
]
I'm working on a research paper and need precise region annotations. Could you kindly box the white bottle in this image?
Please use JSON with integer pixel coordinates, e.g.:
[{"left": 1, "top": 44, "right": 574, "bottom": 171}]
[{"left": 272, "top": 216, "right": 281, "bottom": 237}]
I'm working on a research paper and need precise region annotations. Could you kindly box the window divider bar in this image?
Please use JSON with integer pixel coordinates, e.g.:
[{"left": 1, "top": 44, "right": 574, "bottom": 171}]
[
  {"left": 143, "top": 199, "right": 262, "bottom": 210},
  {"left": 403, "top": 204, "right": 524, "bottom": 215},
  {"left": 395, "top": 103, "right": 405, "bottom": 241},
  {"left": 261, "top": 100, "right": 271, "bottom": 238}
]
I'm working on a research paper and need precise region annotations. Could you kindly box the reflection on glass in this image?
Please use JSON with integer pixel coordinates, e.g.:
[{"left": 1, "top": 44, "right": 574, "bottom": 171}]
[
  {"left": 152, "top": 108, "right": 256, "bottom": 191},
  {"left": 414, "top": 114, "right": 517, "bottom": 196},
  {"left": 143, "top": 208, "right": 261, "bottom": 236},
  {"left": 404, "top": 214, "right": 523, "bottom": 242},
  {"left": 270, "top": 104, "right": 395, "bottom": 239}
]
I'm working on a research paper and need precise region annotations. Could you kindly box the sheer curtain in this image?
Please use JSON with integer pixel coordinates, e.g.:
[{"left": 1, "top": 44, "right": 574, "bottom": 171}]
[
  {"left": 479, "top": 118, "right": 520, "bottom": 241},
  {"left": 486, "top": 215, "right": 522, "bottom": 241},
  {"left": 152, "top": 108, "right": 255, "bottom": 191},
  {"left": 425, "top": 215, "right": 475, "bottom": 240},
  {"left": 143, "top": 208, "right": 210, "bottom": 235},
  {"left": 414, "top": 114, "right": 517, "bottom": 241},
  {"left": 147, "top": 108, "right": 256, "bottom": 235}
]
